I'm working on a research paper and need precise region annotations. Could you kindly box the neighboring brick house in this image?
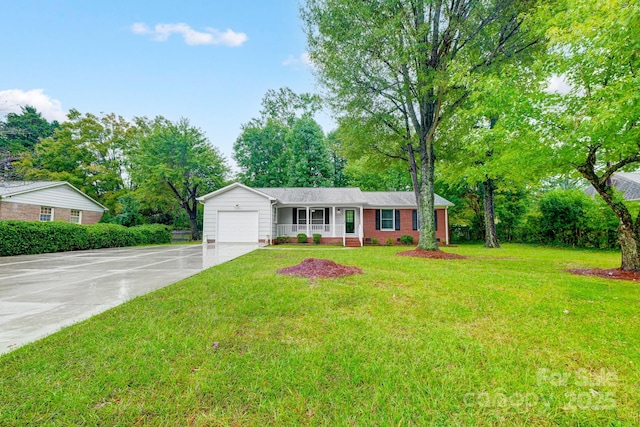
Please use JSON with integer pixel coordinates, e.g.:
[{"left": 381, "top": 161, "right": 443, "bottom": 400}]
[
  {"left": 198, "top": 183, "right": 453, "bottom": 246},
  {"left": 0, "top": 181, "right": 107, "bottom": 224}
]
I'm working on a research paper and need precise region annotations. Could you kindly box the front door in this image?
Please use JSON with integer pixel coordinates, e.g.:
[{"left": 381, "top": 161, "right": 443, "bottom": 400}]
[{"left": 345, "top": 209, "right": 355, "bottom": 234}]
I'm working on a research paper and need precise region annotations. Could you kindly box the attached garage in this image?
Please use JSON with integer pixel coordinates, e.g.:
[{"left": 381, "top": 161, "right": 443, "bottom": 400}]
[
  {"left": 217, "top": 211, "right": 259, "bottom": 243},
  {"left": 198, "top": 183, "right": 275, "bottom": 244}
]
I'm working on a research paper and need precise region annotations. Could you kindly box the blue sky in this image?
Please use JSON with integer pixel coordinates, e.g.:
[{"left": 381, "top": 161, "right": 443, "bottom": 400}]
[{"left": 0, "top": 0, "right": 326, "bottom": 168}]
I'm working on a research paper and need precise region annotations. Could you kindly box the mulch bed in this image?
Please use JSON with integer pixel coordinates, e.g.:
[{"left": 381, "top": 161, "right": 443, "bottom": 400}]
[
  {"left": 277, "top": 258, "right": 364, "bottom": 279},
  {"left": 396, "top": 248, "right": 466, "bottom": 259},
  {"left": 568, "top": 268, "right": 640, "bottom": 281}
]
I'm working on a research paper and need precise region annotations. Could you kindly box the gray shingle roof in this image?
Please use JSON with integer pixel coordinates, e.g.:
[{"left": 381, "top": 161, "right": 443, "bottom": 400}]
[
  {"left": 0, "top": 181, "right": 62, "bottom": 197},
  {"left": 255, "top": 187, "right": 454, "bottom": 207},
  {"left": 256, "top": 187, "right": 368, "bottom": 205},
  {"left": 585, "top": 172, "right": 640, "bottom": 201},
  {"left": 363, "top": 191, "right": 453, "bottom": 207}
]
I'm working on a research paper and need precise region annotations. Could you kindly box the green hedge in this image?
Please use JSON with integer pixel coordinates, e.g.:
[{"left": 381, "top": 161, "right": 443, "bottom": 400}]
[{"left": 0, "top": 221, "right": 172, "bottom": 256}]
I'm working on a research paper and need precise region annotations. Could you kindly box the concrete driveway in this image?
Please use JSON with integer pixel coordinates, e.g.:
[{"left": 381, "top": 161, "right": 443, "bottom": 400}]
[{"left": 0, "top": 243, "right": 259, "bottom": 354}]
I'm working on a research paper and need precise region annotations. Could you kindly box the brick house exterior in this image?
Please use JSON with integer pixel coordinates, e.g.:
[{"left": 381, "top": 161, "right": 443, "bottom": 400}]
[
  {"left": 0, "top": 181, "right": 107, "bottom": 224},
  {"left": 363, "top": 207, "right": 448, "bottom": 244},
  {"left": 199, "top": 183, "right": 453, "bottom": 246}
]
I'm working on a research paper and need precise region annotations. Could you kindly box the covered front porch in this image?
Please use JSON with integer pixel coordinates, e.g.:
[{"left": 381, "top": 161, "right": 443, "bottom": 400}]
[{"left": 275, "top": 206, "right": 363, "bottom": 245}]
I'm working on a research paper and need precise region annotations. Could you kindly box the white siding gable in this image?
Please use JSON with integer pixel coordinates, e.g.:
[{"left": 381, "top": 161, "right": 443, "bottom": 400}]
[
  {"left": 202, "top": 185, "right": 272, "bottom": 242},
  {"left": 3, "top": 185, "right": 105, "bottom": 212}
]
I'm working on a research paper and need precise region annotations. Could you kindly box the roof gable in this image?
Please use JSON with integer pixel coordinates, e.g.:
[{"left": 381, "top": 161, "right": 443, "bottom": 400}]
[
  {"left": 198, "top": 182, "right": 275, "bottom": 202},
  {"left": 0, "top": 181, "right": 108, "bottom": 211}
]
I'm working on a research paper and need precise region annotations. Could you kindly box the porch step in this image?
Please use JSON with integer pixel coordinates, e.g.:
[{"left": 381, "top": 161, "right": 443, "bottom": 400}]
[{"left": 344, "top": 238, "right": 361, "bottom": 248}]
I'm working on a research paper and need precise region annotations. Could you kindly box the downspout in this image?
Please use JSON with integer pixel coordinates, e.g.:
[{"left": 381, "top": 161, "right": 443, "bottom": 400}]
[
  {"left": 445, "top": 206, "right": 449, "bottom": 245},
  {"left": 359, "top": 206, "right": 364, "bottom": 246}
]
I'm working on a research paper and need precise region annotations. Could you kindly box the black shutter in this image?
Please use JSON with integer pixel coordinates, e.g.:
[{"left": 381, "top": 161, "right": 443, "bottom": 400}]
[
  {"left": 434, "top": 210, "right": 438, "bottom": 231},
  {"left": 375, "top": 209, "right": 380, "bottom": 230},
  {"left": 292, "top": 208, "right": 297, "bottom": 225},
  {"left": 325, "top": 208, "right": 330, "bottom": 224},
  {"left": 395, "top": 209, "right": 401, "bottom": 230},
  {"left": 412, "top": 210, "right": 418, "bottom": 230}
]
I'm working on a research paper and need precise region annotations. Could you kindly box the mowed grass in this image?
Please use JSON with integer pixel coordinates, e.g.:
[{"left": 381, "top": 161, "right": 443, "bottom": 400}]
[{"left": 0, "top": 244, "right": 638, "bottom": 426}]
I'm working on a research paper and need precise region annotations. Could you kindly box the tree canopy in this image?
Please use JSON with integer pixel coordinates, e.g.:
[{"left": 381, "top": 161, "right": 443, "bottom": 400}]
[
  {"left": 16, "top": 109, "right": 133, "bottom": 208},
  {"left": 234, "top": 87, "right": 338, "bottom": 188},
  {"left": 0, "top": 106, "right": 60, "bottom": 180},
  {"left": 130, "top": 117, "right": 229, "bottom": 240},
  {"left": 540, "top": 0, "right": 640, "bottom": 270},
  {"left": 303, "top": 0, "right": 543, "bottom": 249}
]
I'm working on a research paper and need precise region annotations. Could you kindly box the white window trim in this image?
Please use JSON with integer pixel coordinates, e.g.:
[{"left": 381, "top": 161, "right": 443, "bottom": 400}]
[
  {"left": 40, "top": 206, "right": 54, "bottom": 222},
  {"left": 311, "top": 208, "right": 324, "bottom": 225},
  {"left": 297, "top": 208, "right": 307, "bottom": 225},
  {"left": 381, "top": 209, "right": 395, "bottom": 231},
  {"left": 70, "top": 209, "right": 82, "bottom": 224}
]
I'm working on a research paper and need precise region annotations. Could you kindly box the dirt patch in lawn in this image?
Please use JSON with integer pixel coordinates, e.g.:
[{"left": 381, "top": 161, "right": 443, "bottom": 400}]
[
  {"left": 396, "top": 248, "right": 467, "bottom": 260},
  {"left": 568, "top": 268, "right": 640, "bottom": 281},
  {"left": 277, "top": 258, "right": 364, "bottom": 279}
]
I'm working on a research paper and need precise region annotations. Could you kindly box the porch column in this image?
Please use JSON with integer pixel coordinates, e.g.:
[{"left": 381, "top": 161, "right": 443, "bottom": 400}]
[
  {"left": 306, "top": 206, "right": 310, "bottom": 237},
  {"left": 332, "top": 206, "right": 336, "bottom": 237}
]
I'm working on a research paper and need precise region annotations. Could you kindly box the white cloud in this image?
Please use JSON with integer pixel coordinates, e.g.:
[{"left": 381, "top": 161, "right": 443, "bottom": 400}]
[
  {"left": 283, "top": 52, "right": 314, "bottom": 69},
  {"left": 131, "top": 22, "right": 248, "bottom": 47},
  {"left": 0, "top": 89, "right": 66, "bottom": 122}
]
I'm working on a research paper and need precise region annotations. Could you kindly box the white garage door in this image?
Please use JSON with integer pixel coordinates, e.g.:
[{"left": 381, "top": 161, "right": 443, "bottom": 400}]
[{"left": 218, "top": 211, "right": 259, "bottom": 242}]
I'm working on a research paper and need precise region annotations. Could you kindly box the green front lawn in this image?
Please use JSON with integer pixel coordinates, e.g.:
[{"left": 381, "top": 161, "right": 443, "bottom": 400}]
[{"left": 1, "top": 244, "right": 637, "bottom": 426}]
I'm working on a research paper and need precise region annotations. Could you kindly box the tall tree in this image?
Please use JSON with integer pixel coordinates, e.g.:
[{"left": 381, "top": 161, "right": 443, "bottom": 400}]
[
  {"left": 234, "top": 87, "right": 332, "bottom": 188},
  {"left": 542, "top": 0, "right": 640, "bottom": 270},
  {"left": 260, "top": 87, "right": 323, "bottom": 127},
  {"left": 286, "top": 116, "right": 333, "bottom": 187},
  {"left": 438, "top": 67, "right": 549, "bottom": 248},
  {"left": 130, "top": 117, "right": 229, "bottom": 240},
  {"left": 16, "top": 109, "right": 133, "bottom": 207},
  {"left": 303, "top": 0, "right": 542, "bottom": 250},
  {"left": 0, "top": 106, "right": 60, "bottom": 180},
  {"left": 233, "top": 118, "right": 289, "bottom": 187},
  {"left": 326, "top": 131, "right": 349, "bottom": 187}
]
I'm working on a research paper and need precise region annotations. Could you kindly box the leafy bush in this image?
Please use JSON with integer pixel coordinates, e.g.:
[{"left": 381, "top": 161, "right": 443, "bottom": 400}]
[
  {"left": 371, "top": 238, "right": 378, "bottom": 245},
  {"left": 0, "top": 221, "right": 89, "bottom": 256},
  {"left": 313, "top": 233, "right": 322, "bottom": 244},
  {"left": 275, "top": 236, "right": 291, "bottom": 244},
  {"left": 86, "top": 223, "right": 136, "bottom": 249},
  {"left": 399, "top": 235, "right": 414, "bottom": 245},
  {"left": 297, "top": 233, "right": 308, "bottom": 244},
  {"left": 385, "top": 238, "right": 395, "bottom": 246},
  {"left": 518, "top": 190, "right": 619, "bottom": 249},
  {"left": 129, "top": 224, "right": 172, "bottom": 245},
  {"left": 0, "top": 221, "right": 172, "bottom": 256}
]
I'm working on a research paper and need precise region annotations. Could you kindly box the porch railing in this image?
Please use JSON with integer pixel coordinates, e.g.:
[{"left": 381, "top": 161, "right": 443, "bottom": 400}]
[{"left": 277, "top": 224, "right": 346, "bottom": 238}]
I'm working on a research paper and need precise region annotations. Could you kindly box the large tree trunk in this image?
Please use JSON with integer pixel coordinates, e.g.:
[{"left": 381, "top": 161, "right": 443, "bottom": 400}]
[
  {"left": 618, "top": 223, "right": 640, "bottom": 271},
  {"left": 483, "top": 178, "right": 500, "bottom": 248},
  {"left": 416, "top": 140, "right": 438, "bottom": 251},
  {"left": 187, "top": 207, "right": 200, "bottom": 241},
  {"left": 577, "top": 149, "right": 640, "bottom": 271}
]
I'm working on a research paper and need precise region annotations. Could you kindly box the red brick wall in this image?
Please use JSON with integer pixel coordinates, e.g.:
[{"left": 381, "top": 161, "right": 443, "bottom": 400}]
[
  {"left": 0, "top": 201, "right": 103, "bottom": 224},
  {"left": 363, "top": 208, "right": 448, "bottom": 245},
  {"left": 0, "top": 201, "right": 41, "bottom": 221},
  {"left": 81, "top": 211, "right": 103, "bottom": 224}
]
